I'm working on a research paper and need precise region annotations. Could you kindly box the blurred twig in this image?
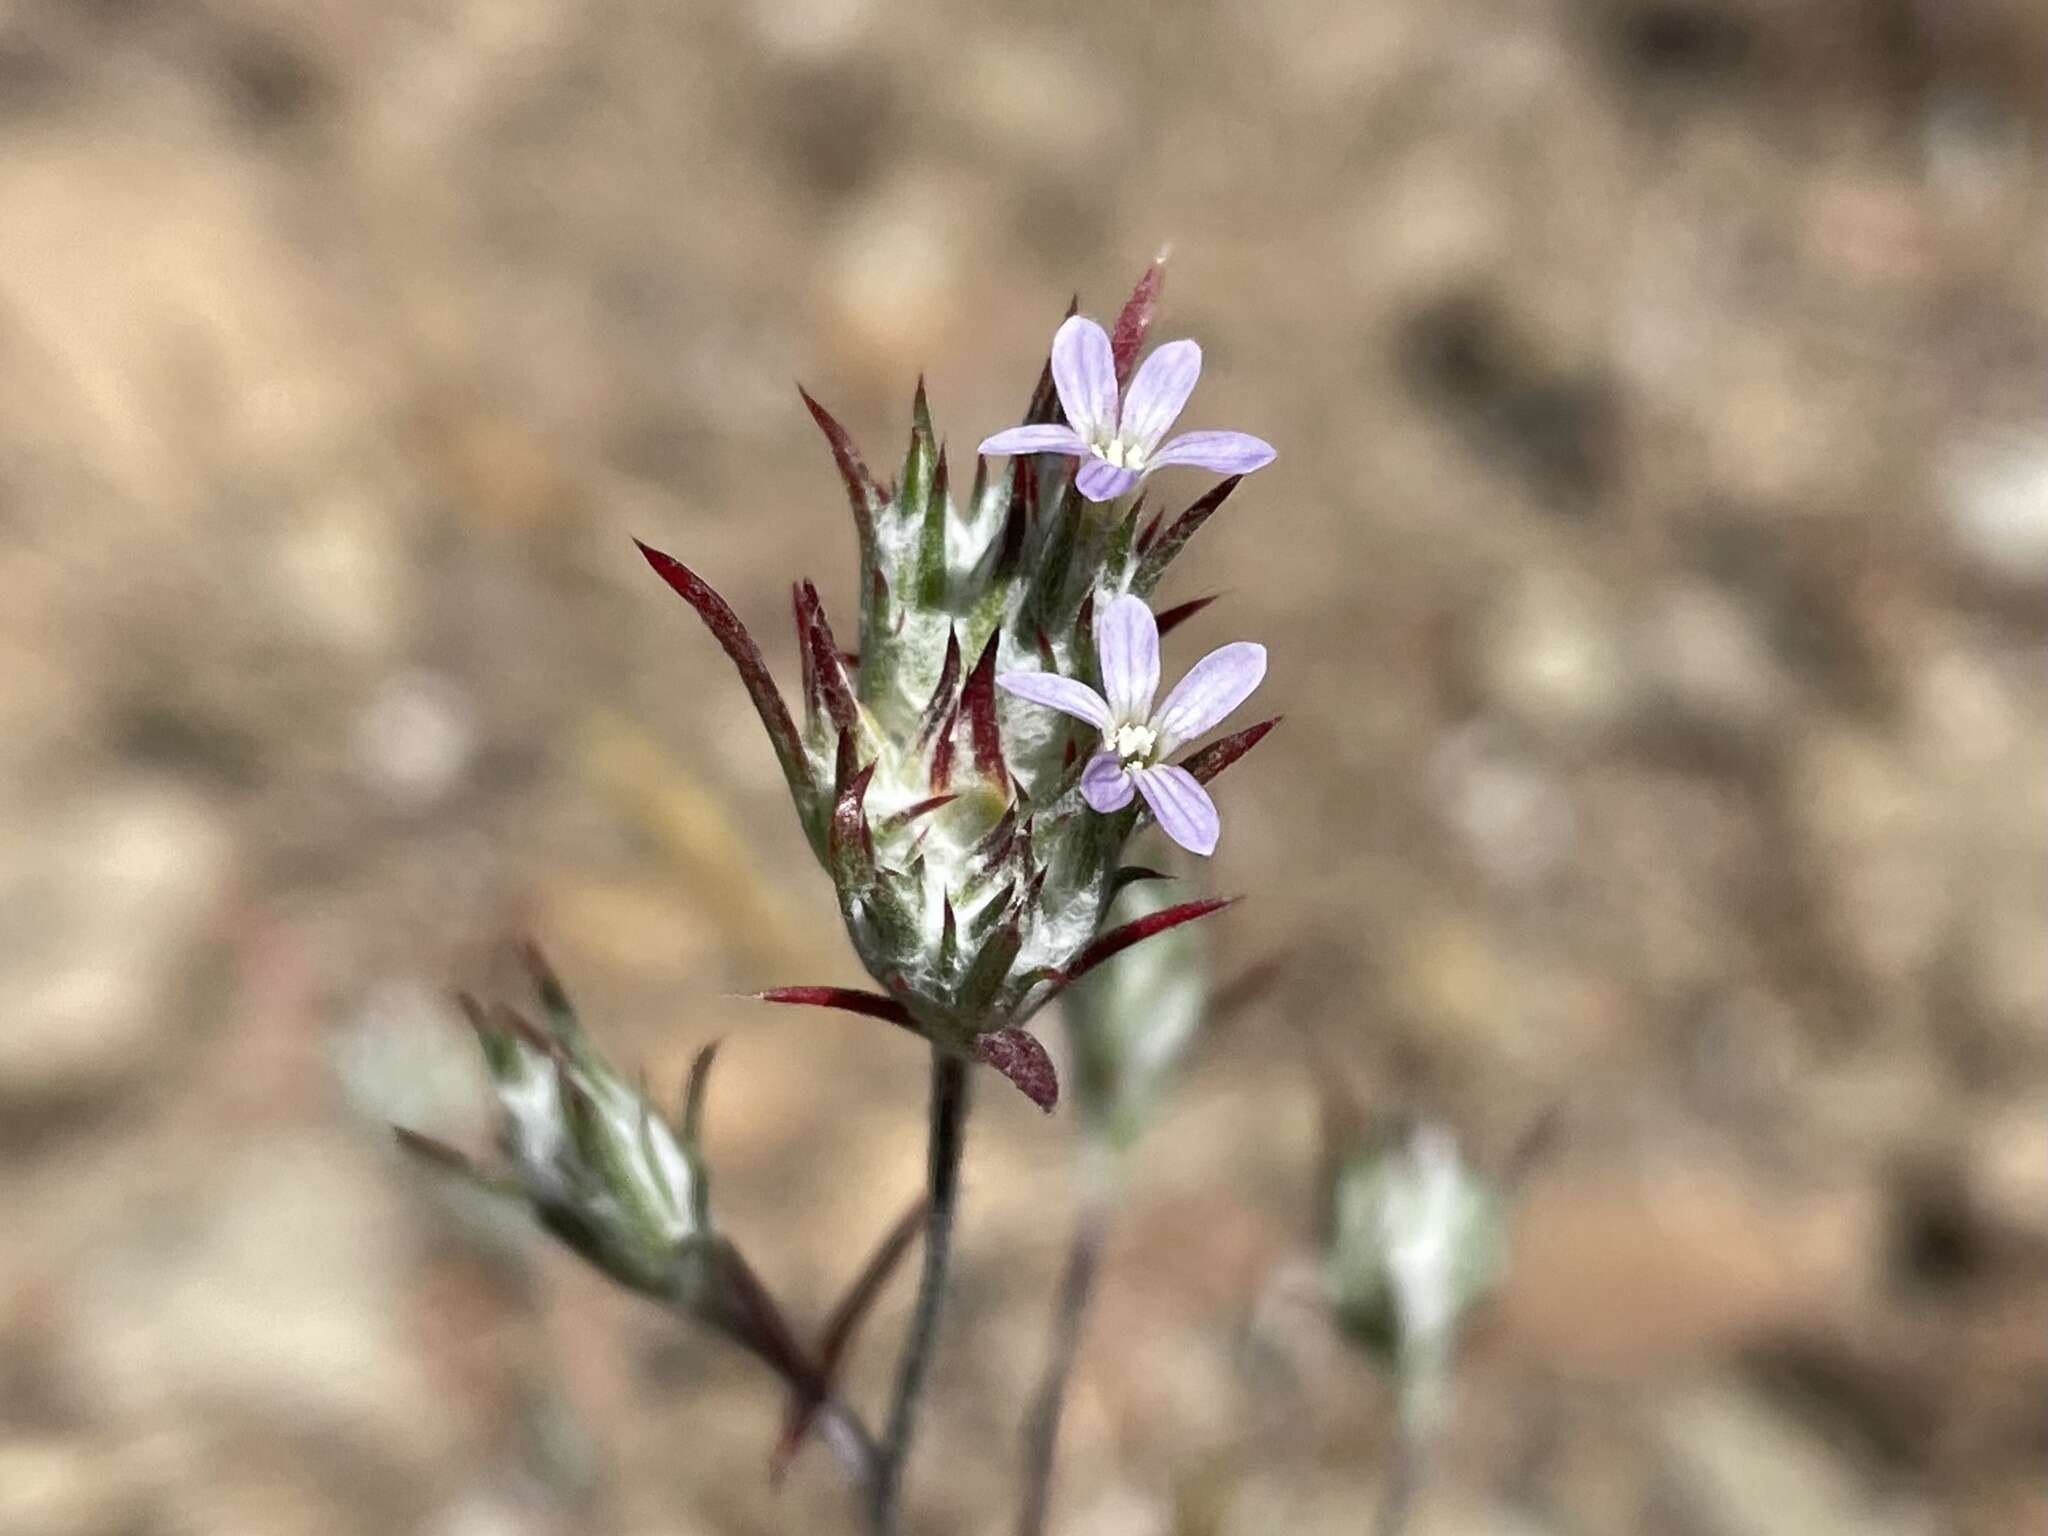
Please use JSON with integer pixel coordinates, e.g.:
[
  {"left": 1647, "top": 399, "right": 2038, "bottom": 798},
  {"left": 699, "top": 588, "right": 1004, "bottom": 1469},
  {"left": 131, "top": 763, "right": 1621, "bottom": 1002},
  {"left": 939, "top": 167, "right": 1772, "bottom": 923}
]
[{"left": 1015, "top": 1170, "right": 1114, "bottom": 1536}]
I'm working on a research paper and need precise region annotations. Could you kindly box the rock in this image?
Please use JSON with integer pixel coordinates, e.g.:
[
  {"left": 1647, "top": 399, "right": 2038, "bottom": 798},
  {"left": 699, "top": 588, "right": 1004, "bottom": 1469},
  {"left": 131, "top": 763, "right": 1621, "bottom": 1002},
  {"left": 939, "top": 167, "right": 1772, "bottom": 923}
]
[
  {"left": 1940, "top": 429, "right": 2048, "bottom": 589},
  {"left": 1656, "top": 1384, "right": 1936, "bottom": 1536},
  {"left": 952, "top": 36, "right": 1125, "bottom": 173},
  {"left": 1386, "top": 905, "right": 1553, "bottom": 1078},
  {"left": 1786, "top": 724, "right": 1950, "bottom": 1001},
  {"left": 1429, "top": 722, "right": 1577, "bottom": 891},
  {"left": 148, "top": 1421, "right": 423, "bottom": 1536},
  {"left": 1966, "top": 1102, "right": 2048, "bottom": 1242},
  {"left": 0, "top": 1436, "right": 140, "bottom": 1536},
  {"left": 1064, "top": 1484, "right": 1173, "bottom": 1536},
  {"left": 1954, "top": 870, "right": 2048, "bottom": 1057},
  {"left": 1500, "top": 1158, "right": 1880, "bottom": 1377},
  {"left": 59, "top": 1131, "right": 441, "bottom": 1475},
  {"left": 1635, "top": 582, "right": 1789, "bottom": 747},
  {"left": 0, "top": 779, "right": 235, "bottom": 1110},
  {"left": 823, "top": 171, "right": 967, "bottom": 379},
  {"left": 743, "top": 0, "right": 875, "bottom": 62},
  {"left": 351, "top": 668, "right": 479, "bottom": 810},
  {"left": 1475, "top": 568, "right": 1631, "bottom": 743},
  {"left": 268, "top": 487, "right": 412, "bottom": 662},
  {"left": 0, "top": 126, "right": 348, "bottom": 513},
  {"left": 326, "top": 979, "right": 494, "bottom": 1148},
  {"left": 420, "top": 1479, "right": 568, "bottom": 1536},
  {"left": 1905, "top": 632, "right": 2030, "bottom": 774},
  {"left": 1218, "top": 1465, "right": 1379, "bottom": 1536}
]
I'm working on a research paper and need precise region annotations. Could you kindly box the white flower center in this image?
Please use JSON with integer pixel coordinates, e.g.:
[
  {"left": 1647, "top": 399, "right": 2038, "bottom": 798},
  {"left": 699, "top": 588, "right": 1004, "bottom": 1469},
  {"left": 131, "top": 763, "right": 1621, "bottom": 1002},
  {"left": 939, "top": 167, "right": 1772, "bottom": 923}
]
[
  {"left": 1111, "top": 721, "right": 1158, "bottom": 764},
  {"left": 1100, "top": 437, "right": 1146, "bottom": 471}
]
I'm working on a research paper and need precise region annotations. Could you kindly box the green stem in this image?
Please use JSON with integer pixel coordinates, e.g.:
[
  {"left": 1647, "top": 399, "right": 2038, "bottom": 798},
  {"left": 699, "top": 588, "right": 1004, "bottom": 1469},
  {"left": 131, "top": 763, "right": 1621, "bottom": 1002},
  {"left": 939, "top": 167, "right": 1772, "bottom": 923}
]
[{"left": 869, "top": 1049, "right": 971, "bottom": 1534}]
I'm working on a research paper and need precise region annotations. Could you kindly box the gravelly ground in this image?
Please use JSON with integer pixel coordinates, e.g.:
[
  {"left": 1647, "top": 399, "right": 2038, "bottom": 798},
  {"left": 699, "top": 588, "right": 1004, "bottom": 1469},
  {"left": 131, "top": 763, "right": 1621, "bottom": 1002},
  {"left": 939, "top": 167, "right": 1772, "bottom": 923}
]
[{"left": 2, "top": 2, "right": 2045, "bottom": 1534}]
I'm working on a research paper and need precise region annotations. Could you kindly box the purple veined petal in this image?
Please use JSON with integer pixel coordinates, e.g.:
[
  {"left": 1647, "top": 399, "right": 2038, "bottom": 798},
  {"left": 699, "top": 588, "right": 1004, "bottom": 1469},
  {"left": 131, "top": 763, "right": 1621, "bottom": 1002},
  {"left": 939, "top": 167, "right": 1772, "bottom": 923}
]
[
  {"left": 1074, "top": 456, "right": 1142, "bottom": 503},
  {"left": 1094, "top": 593, "right": 1161, "bottom": 723},
  {"left": 1049, "top": 315, "right": 1119, "bottom": 443},
  {"left": 978, "top": 423, "right": 1089, "bottom": 458},
  {"left": 1151, "top": 641, "right": 1266, "bottom": 755},
  {"left": 995, "top": 669, "right": 1113, "bottom": 729},
  {"left": 1132, "top": 764, "right": 1221, "bottom": 856},
  {"left": 1118, "top": 339, "right": 1202, "bottom": 457},
  {"left": 1079, "top": 751, "right": 1136, "bottom": 813},
  {"left": 1144, "top": 429, "right": 1277, "bottom": 476}
]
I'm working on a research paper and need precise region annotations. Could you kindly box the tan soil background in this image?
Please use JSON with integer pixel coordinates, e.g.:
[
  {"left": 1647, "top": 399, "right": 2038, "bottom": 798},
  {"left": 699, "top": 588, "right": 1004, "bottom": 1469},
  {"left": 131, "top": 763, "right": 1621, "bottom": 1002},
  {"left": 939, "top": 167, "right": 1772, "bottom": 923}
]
[{"left": 2, "top": 1, "right": 2045, "bottom": 1533}]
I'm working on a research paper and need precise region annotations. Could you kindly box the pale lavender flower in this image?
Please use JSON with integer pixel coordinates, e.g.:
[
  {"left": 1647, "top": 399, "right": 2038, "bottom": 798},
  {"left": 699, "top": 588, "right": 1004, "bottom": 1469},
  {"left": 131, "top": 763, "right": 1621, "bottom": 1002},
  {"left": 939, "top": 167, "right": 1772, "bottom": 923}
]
[
  {"left": 979, "top": 315, "right": 1276, "bottom": 502},
  {"left": 997, "top": 594, "right": 1266, "bottom": 856}
]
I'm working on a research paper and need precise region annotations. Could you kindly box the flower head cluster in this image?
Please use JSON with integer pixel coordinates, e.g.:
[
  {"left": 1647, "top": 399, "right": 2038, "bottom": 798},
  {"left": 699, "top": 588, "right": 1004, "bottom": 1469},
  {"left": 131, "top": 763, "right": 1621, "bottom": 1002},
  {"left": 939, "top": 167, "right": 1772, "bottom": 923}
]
[
  {"left": 632, "top": 261, "right": 1278, "bottom": 1108},
  {"left": 980, "top": 314, "right": 1275, "bottom": 502}
]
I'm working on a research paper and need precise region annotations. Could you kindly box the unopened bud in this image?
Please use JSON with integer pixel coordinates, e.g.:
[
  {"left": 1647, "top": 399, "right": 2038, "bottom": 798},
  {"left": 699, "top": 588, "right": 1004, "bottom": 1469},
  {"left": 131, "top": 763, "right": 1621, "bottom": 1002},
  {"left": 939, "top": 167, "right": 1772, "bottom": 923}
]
[
  {"left": 1065, "top": 878, "right": 1210, "bottom": 1149},
  {"left": 1325, "top": 1122, "right": 1505, "bottom": 1432}
]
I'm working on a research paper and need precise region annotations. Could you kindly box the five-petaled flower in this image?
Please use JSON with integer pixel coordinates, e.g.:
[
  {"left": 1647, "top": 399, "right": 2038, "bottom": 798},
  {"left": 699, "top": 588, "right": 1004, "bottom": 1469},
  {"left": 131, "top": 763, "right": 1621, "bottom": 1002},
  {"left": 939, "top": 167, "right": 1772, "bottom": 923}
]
[
  {"left": 979, "top": 315, "right": 1275, "bottom": 502},
  {"left": 997, "top": 594, "right": 1265, "bottom": 856}
]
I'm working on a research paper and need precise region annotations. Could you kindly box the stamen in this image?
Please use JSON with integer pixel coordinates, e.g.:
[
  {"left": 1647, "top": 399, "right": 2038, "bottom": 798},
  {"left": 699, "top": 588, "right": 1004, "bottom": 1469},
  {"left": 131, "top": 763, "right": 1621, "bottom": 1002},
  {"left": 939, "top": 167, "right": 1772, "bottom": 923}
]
[{"left": 1112, "top": 722, "right": 1158, "bottom": 764}]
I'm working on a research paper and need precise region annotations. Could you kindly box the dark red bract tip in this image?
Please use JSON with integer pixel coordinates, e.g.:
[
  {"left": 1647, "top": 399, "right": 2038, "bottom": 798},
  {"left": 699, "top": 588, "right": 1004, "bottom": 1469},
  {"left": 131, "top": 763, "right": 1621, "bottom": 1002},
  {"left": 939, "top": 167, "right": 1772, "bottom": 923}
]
[
  {"left": 1109, "top": 257, "right": 1167, "bottom": 386},
  {"left": 1062, "top": 896, "right": 1239, "bottom": 988},
  {"left": 753, "top": 986, "right": 916, "bottom": 1030},
  {"left": 1181, "top": 715, "right": 1280, "bottom": 786},
  {"left": 1135, "top": 475, "right": 1243, "bottom": 590},
  {"left": 797, "top": 386, "right": 881, "bottom": 539},
  {"left": 973, "top": 1027, "right": 1058, "bottom": 1111},
  {"left": 635, "top": 540, "right": 810, "bottom": 799},
  {"left": 961, "top": 631, "right": 1006, "bottom": 782},
  {"left": 1154, "top": 592, "right": 1220, "bottom": 638}
]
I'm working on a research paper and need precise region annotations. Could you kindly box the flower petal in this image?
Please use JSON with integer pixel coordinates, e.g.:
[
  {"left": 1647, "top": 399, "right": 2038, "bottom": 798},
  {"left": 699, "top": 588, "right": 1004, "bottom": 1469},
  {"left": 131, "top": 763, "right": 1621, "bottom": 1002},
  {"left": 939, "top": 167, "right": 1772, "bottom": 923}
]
[
  {"left": 995, "top": 669, "right": 1112, "bottom": 729},
  {"left": 1118, "top": 339, "right": 1202, "bottom": 457},
  {"left": 1080, "top": 751, "right": 1136, "bottom": 813},
  {"left": 1145, "top": 430, "right": 1277, "bottom": 476},
  {"left": 978, "top": 423, "right": 1089, "bottom": 458},
  {"left": 1133, "top": 764, "right": 1221, "bottom": 856},
  {"left": 1151, "top": 641, "right": 1266, "bottom": 755},
  {"left": 1050, "top": 315, "right": 1118, "bottom": 442},
  {"left": 1074, "top": 456, "right": 1141, "bottom": 502},
  {"left": 1095, "top": 593, "right": 1161, "bottom": 722}
]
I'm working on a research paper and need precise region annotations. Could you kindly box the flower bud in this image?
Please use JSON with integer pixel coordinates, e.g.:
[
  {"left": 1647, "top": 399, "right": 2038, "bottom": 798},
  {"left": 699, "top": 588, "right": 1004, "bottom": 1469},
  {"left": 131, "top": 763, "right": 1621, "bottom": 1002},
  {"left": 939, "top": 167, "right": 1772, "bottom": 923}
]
[
  {"left": 1324, "top": 1122, "right": 1505, "bottom": 1432},
  {"left": 396, "top": 950, "right": 807, "bottom": 1384},
  {"left": 1064, "top": 878, "right": 1211, "bottom": 1150}
]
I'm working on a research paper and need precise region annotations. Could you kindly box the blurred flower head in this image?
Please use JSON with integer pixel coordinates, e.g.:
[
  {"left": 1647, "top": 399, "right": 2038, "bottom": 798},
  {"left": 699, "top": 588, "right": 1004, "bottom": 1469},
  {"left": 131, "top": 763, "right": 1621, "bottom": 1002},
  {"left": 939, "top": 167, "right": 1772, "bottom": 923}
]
[
  {"left": 1324, "top": 1121, "right": 1506, "bottom": 1431},
  {"left": 1063, "top": 877, "right": 1213, "bottom": 1149},
  {"left": 398, "top": 950, "right": 764, "bottom": 1338}
]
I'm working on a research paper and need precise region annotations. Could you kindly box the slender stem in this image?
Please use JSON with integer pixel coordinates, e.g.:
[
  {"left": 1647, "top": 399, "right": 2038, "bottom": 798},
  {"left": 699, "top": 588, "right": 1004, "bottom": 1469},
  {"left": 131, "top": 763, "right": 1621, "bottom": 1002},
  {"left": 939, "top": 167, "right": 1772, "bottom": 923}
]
[
  {"left": 869, "top": 1049, "right": 971, "bottom": 1534},
  {"left": 1015, "top": 1167, "right": 1114, "bottom": 1536},
  {"left": 815, "top": 1398, "right": 884, "bottom": 1489},
  {"left": 1371, "top": 1419, "right": 1424, "bottom": 1536}
]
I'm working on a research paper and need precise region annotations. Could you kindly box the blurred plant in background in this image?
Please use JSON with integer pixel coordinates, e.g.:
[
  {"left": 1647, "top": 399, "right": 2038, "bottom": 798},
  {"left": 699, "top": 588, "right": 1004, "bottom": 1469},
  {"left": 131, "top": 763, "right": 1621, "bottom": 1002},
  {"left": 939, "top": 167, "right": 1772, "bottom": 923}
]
[
  {"left": 1322, "top": 1116, "right": 1508, "bottom": 1535},
  {"left": 1016, "top": 875, "right": 1229, "bottom": 1536}
]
